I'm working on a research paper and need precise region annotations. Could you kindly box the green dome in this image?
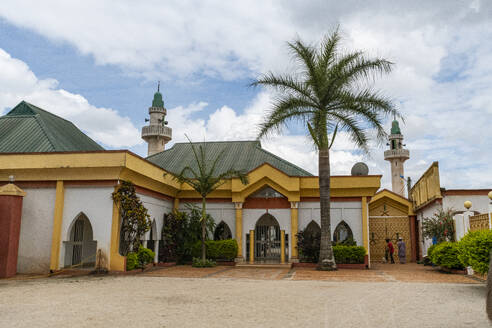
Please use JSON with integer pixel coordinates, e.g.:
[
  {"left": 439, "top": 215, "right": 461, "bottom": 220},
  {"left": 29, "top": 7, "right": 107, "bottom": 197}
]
[
  {"left": 152, "top": 91, "right": 164, "bottom": 108},
  {"left": 391, "top": 120, "right": 401, "bottom": 135}
]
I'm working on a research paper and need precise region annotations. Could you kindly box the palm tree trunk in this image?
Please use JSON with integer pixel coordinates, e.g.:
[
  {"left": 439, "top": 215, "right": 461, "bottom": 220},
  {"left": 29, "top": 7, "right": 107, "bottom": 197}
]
[
  {"left": 318, "top": 147, "right": 337, "bottom": 270},
  {"left": 201, "top": 197, "right": 207, "bottom": 262}
]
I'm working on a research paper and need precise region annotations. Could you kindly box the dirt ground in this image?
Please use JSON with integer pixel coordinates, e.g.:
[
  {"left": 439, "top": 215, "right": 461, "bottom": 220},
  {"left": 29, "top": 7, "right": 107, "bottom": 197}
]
[{"left": 0, "top": 264, "right": 489, "bottom": 328}]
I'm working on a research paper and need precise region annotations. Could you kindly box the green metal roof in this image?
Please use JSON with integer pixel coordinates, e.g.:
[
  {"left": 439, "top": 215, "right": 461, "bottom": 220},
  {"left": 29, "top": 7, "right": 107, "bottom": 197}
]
[
  {"left": 147, "top": 140, "right": 313, "bottom": 177},
  {"left": 152, "top": 92, "right": 164, "bottom": 108},
  {"left": 0, "top": 101, "right": 104, "bottom": 153}
]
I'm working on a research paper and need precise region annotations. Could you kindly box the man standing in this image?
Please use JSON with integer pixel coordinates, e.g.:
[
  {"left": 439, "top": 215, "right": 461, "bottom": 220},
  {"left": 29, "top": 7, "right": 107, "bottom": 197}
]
[
  {"left": 397, "top": 237, "right": 406, "bottom": 264},
  {"left": 386, "top": 238, "right": 395, "bottom": 264}
]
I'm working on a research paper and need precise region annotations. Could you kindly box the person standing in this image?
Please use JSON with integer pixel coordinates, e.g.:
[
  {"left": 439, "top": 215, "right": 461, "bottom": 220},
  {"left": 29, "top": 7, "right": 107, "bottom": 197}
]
[
  {"left": 386, "top": 238, "right": 395, "bottom": 264},
  {"left": 397, "top": 237, "right": 406, "bottom": 264}
]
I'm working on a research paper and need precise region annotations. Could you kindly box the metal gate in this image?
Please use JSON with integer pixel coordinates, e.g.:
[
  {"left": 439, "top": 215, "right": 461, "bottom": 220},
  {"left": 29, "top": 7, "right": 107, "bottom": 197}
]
[
  {"left": 72, "top": 219, "right": 84, "bottom": 265},
  {"left": 255, "top": 224, "right": 281, "bottom": 262},
  {"left": 369, "top": 216, "right": 411, "bottom": 262}
]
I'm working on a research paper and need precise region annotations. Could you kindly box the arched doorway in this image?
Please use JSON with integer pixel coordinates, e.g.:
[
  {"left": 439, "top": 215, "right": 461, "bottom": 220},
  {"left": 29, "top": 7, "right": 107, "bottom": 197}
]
[
  {"left": 147, "top": 220, "right": 156, "bottom": 252},
  {"left": 255, "top": 213, "right": 281, "bottom": 262},
  {"left": 64, "top": 213, "right": 97, "bottom": 268},
  {"left": 214, "top": 221, "right": 232, "bottom": 240}
]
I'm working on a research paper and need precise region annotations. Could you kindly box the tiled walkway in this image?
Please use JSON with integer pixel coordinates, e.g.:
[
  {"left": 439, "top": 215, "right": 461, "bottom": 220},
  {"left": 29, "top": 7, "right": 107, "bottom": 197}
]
[{"left": 143, "top": 262, "right": 482, "bottom": 284}]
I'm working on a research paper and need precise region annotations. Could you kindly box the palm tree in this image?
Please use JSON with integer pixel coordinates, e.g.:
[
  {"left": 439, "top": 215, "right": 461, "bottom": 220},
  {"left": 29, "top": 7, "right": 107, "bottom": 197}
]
[
  {"left": 172, "top": 137, "right": 249, "bottom": 262},
  {"left": 253, "top": 29, "right": 399, "bottom": 270}
]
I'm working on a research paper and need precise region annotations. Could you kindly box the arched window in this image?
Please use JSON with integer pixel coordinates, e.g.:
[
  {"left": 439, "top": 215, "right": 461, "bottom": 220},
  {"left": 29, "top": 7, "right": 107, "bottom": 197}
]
[
  {"left": 64, "top": 213, "right": 97, "bottom": 268},
  {"left": 333, "top": 221, "right": 353, "bottom": 244},
  {"left": 214, "top": 221, "right": 232, "bottom": 240},
  {"left": 305, "top": 220, "right": 321, "bottom": 238}
]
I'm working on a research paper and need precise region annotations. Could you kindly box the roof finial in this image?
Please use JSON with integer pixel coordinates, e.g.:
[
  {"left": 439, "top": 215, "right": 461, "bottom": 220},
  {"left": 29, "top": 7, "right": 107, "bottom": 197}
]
[
  {"left": 157, "top": 81, "right": 160, "bottom": 93},
  {"left": 393, "top": 112, "right": 396, "bottom": 121}
]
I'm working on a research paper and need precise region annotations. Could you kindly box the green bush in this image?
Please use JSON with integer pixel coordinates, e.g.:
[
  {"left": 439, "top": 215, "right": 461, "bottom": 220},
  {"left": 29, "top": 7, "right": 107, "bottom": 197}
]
[
  {"left": 333, "top": 245, "right": 366, "bottom": 264},
  {"left": 430, "top": 242, "right": 464, "bottom": 270},
  {"left": 126, "top": 252, "right": 138, "bottom": 271},
  {"left": 192, "top": 257, "right": 216, "bottom": 267},
  {"left": 191, "top": 239, "right": 238, "bottom": 261},
  {"left": 137, "top": 246, "right": 155, "bottom": 267},
  {"left": 457, "top": 230, "right": 492, "bottom": 274},
  {"left": 427, "top": 244, "right": 437, "bottom": 260}
]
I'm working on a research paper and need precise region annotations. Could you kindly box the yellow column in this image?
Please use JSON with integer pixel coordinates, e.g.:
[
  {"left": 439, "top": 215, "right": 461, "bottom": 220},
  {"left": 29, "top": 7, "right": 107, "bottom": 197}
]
[
  {"left": 249, "top": 230, "right": 254, "bottom": 263},
  {"left": 109, "top": 186, "right": 126, "bottom": 271},
  {"left": 362, "top": 196, "right": 369, "bottom": 255},
  {"left": 235, "top": 202, "right": 243, "bottom": 259},
  {"left": 280, "top": 230, "right": 285, "bottom": 264},
  {"left": 173, "top": 198, "right": 180, "bottom": 213},
  {"left": 49, "top": 180, "right": 64, "bottom": 271},
  {"left": 290, "top": 202, "right": 299, "bottom": 259}
]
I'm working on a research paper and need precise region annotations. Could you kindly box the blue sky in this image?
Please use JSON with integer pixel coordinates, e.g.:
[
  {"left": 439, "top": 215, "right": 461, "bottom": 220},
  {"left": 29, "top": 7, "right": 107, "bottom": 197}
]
[{"left": 0, "top": 1, "right": 491, "bottom": 191}]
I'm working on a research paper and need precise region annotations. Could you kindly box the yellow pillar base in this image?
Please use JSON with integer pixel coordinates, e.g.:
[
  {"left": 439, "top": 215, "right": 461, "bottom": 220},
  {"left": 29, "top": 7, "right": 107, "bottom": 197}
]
[
  {"left": 249, "top": 230, "right": 254, "bottom": 263},
  {"left": 281, "top": 230, "right": 285, "bottom": 264}
]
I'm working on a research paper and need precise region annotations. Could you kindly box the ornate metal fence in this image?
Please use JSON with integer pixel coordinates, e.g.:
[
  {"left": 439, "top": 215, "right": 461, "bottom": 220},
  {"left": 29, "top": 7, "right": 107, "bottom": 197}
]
[{"left": 469, "top": 213, "right": 490, "bottom": 232}]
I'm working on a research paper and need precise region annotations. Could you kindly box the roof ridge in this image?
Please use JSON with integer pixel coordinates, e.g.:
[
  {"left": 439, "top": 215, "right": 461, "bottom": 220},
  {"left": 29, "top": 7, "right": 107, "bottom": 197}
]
[
  {"left": 32, "top": 113, "right": 57, "bottom": 151},
  {"left": 255, "top": 144, "right": 313, "bottom": 176},
  {"left": 23, "top": 101, "right": 75, "bottom": 125}
]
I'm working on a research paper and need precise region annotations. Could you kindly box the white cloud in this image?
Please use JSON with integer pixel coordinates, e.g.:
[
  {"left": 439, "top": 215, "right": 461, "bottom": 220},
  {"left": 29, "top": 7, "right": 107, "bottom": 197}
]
[
  {"left": 0, "top": 1, "right": 491, "bottom": 189},
  {"left": 0, "top": 49, "right": 140, "bottom": 148}
]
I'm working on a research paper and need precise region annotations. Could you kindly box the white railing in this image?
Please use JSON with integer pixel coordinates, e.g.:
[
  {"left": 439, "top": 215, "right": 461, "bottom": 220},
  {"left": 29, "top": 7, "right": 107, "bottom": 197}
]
[{"left": 142, "top": 125, "right": 172, "bottom": 139}]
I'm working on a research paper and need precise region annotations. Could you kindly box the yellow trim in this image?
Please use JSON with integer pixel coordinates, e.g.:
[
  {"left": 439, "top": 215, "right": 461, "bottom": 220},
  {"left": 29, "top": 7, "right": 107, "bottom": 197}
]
[
  {"left": 49, "top": 180, "right": 64, "bottom": 271},
  {"left": 173, "top": 198, "right": 180, "bottom": 212},
  {"left": 290, "top": 206, "right": 298, "bottom": 258},
  {"left": 235, "top": 204, "right": 243, "bottom": 258},
  {"left": 362, "top": 196, "right": 369, "bottom": 255},
  {"left": 369, "top": 189, "right": 414, "bottom": 215},
  {"left": 0, "top": 183, "right": 26, "bottom": 196},
  {"left": 249, "top": 230, "right": 254, "bottom": 263},
  {"left": 109, "top": 186, "right": 125, "bottom": 271},
  {"left": 280, "top": 230, "right": 285, "bottom": 264}
]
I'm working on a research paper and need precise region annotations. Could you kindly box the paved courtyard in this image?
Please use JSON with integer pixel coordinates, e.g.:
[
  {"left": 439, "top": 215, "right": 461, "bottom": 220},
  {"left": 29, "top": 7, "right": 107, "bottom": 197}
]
[{"left": 0, "top": 264, "right": 489, "bottom": 328}]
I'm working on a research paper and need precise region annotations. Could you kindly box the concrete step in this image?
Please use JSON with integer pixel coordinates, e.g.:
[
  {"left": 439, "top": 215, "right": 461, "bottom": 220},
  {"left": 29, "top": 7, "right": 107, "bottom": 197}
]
[{"left": 235, "top": 262, "right": 292, "bottom": 269}]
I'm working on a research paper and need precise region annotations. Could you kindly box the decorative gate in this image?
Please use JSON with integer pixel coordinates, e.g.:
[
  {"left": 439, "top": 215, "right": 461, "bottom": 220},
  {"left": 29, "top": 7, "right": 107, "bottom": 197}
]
[
  {"left": 254, "top": 214, "right": 281, "bottom": 262},
  {"left": 369, "top": 216, "right": 411, "bottom": 262}
]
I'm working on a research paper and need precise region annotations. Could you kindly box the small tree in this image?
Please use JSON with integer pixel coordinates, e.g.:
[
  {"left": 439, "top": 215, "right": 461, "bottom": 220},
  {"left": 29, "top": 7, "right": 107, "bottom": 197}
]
[
  {"left": 422, "top": 208, "right": 455, "bottom": 243},
  {"left": 170, "top": 137, "right": 248, "bottom": 262},
  {"left": 112, "top": 180, "right": 151, "bottom": 255}
]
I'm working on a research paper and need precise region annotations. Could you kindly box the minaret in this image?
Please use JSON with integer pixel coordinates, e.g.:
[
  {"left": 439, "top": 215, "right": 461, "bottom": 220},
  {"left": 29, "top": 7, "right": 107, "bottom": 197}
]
[
  {"left": 141, "top": 83, "right": 172, "bottom": 156},
  {"left": 384, "top": 118, "right": 409, "bottom": 197}
]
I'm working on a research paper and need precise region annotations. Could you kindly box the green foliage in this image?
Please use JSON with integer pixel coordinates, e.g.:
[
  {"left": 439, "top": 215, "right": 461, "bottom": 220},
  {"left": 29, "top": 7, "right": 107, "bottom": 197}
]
[
  {"left": 112, "top": 180, "right": 151, "bottom": 255},
  {"left": 160, "top": 205, "right": 215, "bottom": 263},
  {"left": 426, "top": 244, "right": 437, "bottom": 260},
  {"left": 126, "top": 252, "right": 138, "bottom": 271},
  {"left": 191, "top": 239, "right": 238, "bottom": 261},
  {"left": 192, "top": 257, "right": 217, "bottom": 268},
  {"left": 332, "top": 245, "right": 366, "bottom": 264},
  {"left": 430, "top": 242, "right": 464, "bottom": 270},
  {"left": 297, "top": 229, "right": 321, "bottom": 263},
  {"left": 422, "top": 208, "right": 456, "bottom": 243},
  {"left": 126, "top": 246, "right": 155, "bottom": 271},
  {"left": 169, "top": 136, "right": 248, "bottom": 261},
  {"left": 137, "top": 246, "right": 155, "bottom": 268},
  {"left": 333, "top": 238, "right": 357, "bottom": 246},
  {"left": 457, "top": 230, "right": 492, "bottom": 274}
]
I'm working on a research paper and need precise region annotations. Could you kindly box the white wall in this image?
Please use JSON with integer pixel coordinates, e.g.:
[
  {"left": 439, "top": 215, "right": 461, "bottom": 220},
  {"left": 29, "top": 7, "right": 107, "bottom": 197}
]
[
  {"left": 179, "top": 202, "right": 235, "bottom": 239},
  {"left": 139, "top": 193, "right": 173, "bottom": 241},
  {"left": 299, "top": 201, "right": 363, "bottom": 246},
  {"left": 443, "top": 194, "right": 490, "bottom": 214},
  {"left": 416, "top": 201, "right": 441, "bottom": 256},
  {"left": 17, "top": 188, "right": 56, "bottom": 273},
  {"left": 59, "top": 187, "right": 114, "bottom": 269}
]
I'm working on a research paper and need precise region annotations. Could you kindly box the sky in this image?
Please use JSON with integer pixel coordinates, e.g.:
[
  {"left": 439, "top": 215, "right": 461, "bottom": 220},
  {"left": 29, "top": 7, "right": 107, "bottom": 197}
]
[{"left": 0, "top": 1, "right": 491, "bottom": 191}]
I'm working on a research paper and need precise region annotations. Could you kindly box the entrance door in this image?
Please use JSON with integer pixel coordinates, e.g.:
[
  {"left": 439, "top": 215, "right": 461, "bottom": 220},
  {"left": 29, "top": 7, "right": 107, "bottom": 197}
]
[
  {"left": 369, "top": 216, "right": 411, "bottom": 262},
  {"left": 255, "top": 214, "right": 281, "bottom": 262}
]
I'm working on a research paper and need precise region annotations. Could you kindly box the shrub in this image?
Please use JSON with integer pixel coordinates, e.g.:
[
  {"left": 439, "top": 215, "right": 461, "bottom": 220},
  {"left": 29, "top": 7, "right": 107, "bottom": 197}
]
[
  {"left": 427, "top": 244, "right": 437, "bottom": 260},
  {"left": 430, "top": 242, "right": 464, "bottom": 270},
  {"left": 191, "top": 239, "right": 238, "bottom": 261},
  {"left": 137, "top": 246, "right": 155, "bottom": 267},
  {"left": 422, "top": 208, "right": 456, "bottom": 243},
  {"left": 297, "top": 229, "right": 321, "bottom": 263},
  {"left": 192, "top": 257, "right": 216, "bottom": 268},
  {"left": 332, "top": 245, "right": 366, "bottom": 264},
  {"left": 457, "top": 230, "right": 492, "bottom": 274},
  {"left": 126, "top": 252, "right": 138, "bottom": 271}
]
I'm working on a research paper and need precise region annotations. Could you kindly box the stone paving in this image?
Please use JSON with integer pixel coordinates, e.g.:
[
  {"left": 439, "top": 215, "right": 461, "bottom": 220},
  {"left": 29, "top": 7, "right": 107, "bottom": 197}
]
[{"left": 143, "top": 262, "right": 481, "bottom": 284}]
